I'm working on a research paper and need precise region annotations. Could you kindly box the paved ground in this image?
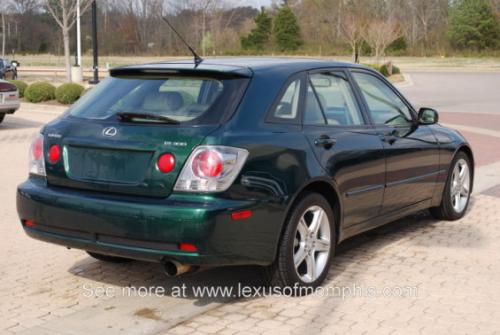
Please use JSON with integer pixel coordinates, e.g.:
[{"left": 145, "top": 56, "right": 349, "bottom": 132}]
[{"left": 1, "top": 71, "right": 500, "bottom": 335}]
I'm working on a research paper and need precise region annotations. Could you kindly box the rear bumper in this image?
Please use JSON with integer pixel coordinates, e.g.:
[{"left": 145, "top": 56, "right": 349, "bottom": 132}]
[
  {"left": 17, "top": 178, "right": 282, "bottom": 266},
  {"left": 0, "top": 100, "right": 19, "bottom": 113}
]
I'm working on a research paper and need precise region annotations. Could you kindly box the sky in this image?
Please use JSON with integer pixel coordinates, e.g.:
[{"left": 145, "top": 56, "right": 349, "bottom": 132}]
[{"left": 230, "top": 0, "right": 273, "bottom": 8}]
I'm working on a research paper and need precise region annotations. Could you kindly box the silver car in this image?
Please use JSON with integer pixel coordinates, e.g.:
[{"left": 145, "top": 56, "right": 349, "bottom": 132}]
[{"left": 0, "top": 80, "right": 20, "bottom": 124}]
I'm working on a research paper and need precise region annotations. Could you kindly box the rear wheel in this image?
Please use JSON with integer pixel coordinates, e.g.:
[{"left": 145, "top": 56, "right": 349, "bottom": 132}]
[
  {"left": 430, "top": 152, "right": 472, "bottom": 220},
  {"left": 87, "top": 251, "right": 132, "bottom": 263},
  {"left": 264, "top": 193, "right": 335, "bottom": 294},
  {"left": 0, "top": 114, "right": 5, "bottom": 124}
]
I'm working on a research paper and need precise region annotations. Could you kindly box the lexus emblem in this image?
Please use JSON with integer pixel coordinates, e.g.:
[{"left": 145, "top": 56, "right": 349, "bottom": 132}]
[{"left": 102, "top": 127, "right": 118, "bottom": 137}]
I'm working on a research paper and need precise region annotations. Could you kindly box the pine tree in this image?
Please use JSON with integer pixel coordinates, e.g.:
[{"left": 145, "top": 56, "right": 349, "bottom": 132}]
[
  {"left": 273, "top": 5, "right": 303, "bottom": 52},
  {"left": 448, "top": 0, "right": 500, "bottom": 50},
  {"left": 241, "top": 8, "right": 272, "bottom": 51}
]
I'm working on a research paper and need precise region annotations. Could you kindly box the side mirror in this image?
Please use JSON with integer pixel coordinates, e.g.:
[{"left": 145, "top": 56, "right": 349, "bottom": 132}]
[{"left": 418, "top": 108, "right": 439, "bottom": 125}]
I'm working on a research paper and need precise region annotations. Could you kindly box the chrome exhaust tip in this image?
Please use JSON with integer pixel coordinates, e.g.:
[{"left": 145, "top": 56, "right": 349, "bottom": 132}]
[{"left": 162, "top": 260, "right": 192, "bottom": 277}]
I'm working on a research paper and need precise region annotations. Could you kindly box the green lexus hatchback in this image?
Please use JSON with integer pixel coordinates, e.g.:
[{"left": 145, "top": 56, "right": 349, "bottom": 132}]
[{"left": 17, "top": 58, "right": 473, "bottom": 289}]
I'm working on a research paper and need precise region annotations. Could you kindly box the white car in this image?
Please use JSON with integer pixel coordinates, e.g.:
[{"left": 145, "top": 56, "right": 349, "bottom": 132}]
[{"left": 0, "top": 80, "right": 20, "bottom": 124}]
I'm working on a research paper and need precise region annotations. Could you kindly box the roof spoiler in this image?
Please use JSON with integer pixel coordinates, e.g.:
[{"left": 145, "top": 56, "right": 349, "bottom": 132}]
[{"left": 109, "top": 66, "right": 252, "bottom": 79}]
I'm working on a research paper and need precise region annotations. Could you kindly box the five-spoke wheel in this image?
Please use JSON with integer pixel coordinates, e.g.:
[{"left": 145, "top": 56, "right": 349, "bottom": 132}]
[
  {"left": 264, "top": 193, "right": 335, "bottom": 292},
  {"left": 431, "top": 151, "right": 472, "bottom": 220},
  {"left": 293, "top": 206, "right": 331, "bottom": 283}
]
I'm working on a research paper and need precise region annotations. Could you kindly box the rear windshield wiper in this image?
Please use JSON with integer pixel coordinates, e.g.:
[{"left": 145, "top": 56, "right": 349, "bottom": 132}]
[{"left": 116, "top": 112, "right": 180, "bottom": 125}]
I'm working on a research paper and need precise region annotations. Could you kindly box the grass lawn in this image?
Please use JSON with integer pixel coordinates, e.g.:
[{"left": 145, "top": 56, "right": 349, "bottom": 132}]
[{"left": 11, "top": 54, "right": 500, "bottom": 71}]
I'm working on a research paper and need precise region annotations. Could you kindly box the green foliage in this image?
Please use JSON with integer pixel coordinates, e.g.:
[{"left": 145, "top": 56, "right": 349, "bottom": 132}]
[
  {"left": 448, "top": 0, "right": 500, "bottom": 50},
  {"left": 387, "top": 37, "right": 408, "bottom": 53},
  {"left": 365, "top": 64, "right": 401, "bottom": 77},
  {"left": 379, "top": 64, "right": 401, "bottom": 77},
  {"left": 8, "top": 80, "right": 28, "bottom": 98},
  {"left": 365, "top": 64, "right": 381, "bottom": 72},
  {"left": 273, "top": 6, "right": 303, "bottom": 52},
  {"left": 241, "top": 8, "right": 272, "bottom": 51},
  {"left": 24, "top": 82, "right": 56, "bottom": 103},
  {"left": 55, "top": 83, "right": 85, "bottom": 105}
]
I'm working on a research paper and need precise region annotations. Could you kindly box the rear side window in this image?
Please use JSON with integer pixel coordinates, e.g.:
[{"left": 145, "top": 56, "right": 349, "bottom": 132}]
[
  {"left": 271, "top": 79, "right": 301, "bottom": 120},
  {"left": 69, "top": 76, "right": 247, "bottom": 124}
]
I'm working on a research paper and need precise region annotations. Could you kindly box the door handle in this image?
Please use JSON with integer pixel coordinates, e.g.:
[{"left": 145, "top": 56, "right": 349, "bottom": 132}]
[{"left": 314, "top": 135, "right": 336, "bottom": 149}]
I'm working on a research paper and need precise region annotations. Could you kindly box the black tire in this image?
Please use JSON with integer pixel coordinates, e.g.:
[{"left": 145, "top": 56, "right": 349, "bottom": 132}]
[
  {"left": 430, "top": 151, "right": 472, "bottom": 220},
  {"left": 263, "top": 193, "right": 336, "bottom": 294},
  {"left": 0, "top": 114, "right": 5, "bottom": 124},
  {"left": 87, "top": 251, "right": 132, "bottom": 263}
]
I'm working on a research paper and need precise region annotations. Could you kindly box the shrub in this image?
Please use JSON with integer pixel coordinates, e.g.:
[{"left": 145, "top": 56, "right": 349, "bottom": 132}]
[
  {"left": 8, "top": 80, "right": 28, "bottom": 98},
  {"left": 365, "top": 64, "right": 381, "bottom": 72},
  {"left": 379, "top": 64, "right": 401, "bottom": 77},
  {"left": 55, "top": 83, "right": 85, "bottom": 104},
  {"left": 25, "top": 82, "right": 56, "bottom": 103}
]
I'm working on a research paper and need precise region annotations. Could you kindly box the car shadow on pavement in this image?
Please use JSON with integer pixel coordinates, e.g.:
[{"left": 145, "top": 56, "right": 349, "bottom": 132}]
[
  {"left": 0, "top": 117, "right": 44, "bottom": 130},
  {"left": 68, "top": 199, "right": 481, "bottom": 307}
]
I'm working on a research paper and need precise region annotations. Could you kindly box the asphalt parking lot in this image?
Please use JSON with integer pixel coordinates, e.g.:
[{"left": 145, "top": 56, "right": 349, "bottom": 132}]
[{"left": 1, "top": 71, "right": 500, "bottom": 335}]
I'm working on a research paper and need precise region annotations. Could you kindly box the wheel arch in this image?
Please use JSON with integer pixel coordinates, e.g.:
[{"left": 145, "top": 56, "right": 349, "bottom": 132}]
[{"left": 278, "top": 178, "right": 343, "bottom": 248}]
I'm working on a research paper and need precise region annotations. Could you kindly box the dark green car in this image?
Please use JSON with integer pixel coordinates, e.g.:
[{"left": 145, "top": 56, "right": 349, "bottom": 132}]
[{"left": 17, "top": 58, "right": 473, "bottom": 290}]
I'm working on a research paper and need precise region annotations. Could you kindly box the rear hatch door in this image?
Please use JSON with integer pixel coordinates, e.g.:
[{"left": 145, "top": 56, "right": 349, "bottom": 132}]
[
  {"left": 44, "top": 67, "right": 250, "bottom": 198},
  {"left": 45, "top": 120, "right": 218, "bottom": 198}
]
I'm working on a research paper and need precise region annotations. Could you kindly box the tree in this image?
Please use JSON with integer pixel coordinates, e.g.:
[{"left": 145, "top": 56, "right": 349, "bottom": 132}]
[
  {"left": 1, "top": 3, "right": 6, "bottom": 58},
  {"left": 364, "top": 19, "right": 401, "bottom": 64},
  {"left": 273, "top": 5, "right": 302, "bottom": 52},
  {"left": 448, "top": 0, "right": 500, "bottom": 50},
  {"left": 44, "top": 0, "right": 93, "bottom": 82},
  {"left": 241, "top": 7, "right": 272, "bottom": 51}
]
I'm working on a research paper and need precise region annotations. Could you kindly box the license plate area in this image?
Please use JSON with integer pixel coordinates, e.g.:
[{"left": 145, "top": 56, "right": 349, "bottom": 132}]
[{"left": 66, "top": 146, "right": 153, "bottom": 185}]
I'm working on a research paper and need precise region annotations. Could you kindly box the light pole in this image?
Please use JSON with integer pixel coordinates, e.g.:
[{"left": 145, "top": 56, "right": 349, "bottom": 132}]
[
  {"left": 89, "top": 0, "right": 99, "bottom": 84},
  {"left": 76, "top": 0, "right": 81, "bottom": 67}
]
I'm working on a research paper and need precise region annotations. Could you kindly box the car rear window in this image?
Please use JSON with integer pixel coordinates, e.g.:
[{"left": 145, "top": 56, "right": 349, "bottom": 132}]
[{"left": 68, "top": 76, "right": 248, "bottom": 124}]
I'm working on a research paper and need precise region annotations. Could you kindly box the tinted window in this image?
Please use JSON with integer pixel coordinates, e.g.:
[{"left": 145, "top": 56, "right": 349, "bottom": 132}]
[
  {"left": 305, "top": 72, "right": 364, "bottom": 126},
  {"left": 352, "top": 72, "right": 412, "bottom": 126},
  {"left": 69, "top": 76, "right": 247, "bottom": 124},
  {"left": 272, "top": 79, "right": 301, "bottom": 120}
]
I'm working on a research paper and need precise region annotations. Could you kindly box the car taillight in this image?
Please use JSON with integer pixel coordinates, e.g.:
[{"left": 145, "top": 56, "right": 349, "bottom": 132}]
[
  {"left": 192, "top": 150, "right": 223, "bottom": 178},
  {"left": 0, "top": 82, "right": 16, "bottom": 92},
  {"left": 48, "top": 145, "right": 61, "bottom": 164},
  {"left": 29, "top": 134, "right": 46, "bottom": 176},
  {"left": 157, "top": 153, "right": 175, "bottom": 173},
  {"left": 174, "top": 146, "right": 249, "bottom": 193}
]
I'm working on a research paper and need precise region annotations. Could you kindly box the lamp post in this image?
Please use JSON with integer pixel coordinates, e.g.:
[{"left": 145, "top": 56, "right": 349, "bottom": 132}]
[
  {"left": 89, "top": 0, "right": 99, "bottom": 84},
  {"left": 76, "top": 0, "right": 81, "bottom": 67}
]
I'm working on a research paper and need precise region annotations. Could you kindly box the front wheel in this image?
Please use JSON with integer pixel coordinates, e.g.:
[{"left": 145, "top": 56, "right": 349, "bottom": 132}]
[
  {"left": 264, "top": 193, "right": 336, "bottom": 294},
  {"left": 430, "top": 152, "right": 472, "bottom": 220},
  {"left": 0, "top": 114, "right": 5, "bottom": 124}
]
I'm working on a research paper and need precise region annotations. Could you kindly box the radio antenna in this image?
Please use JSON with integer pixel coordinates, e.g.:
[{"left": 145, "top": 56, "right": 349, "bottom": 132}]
[{"left": 161, "top": 16, "right": 203, "bottom": 67}]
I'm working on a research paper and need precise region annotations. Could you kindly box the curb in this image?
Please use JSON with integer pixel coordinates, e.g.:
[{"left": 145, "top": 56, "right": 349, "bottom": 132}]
[{"left": 394, "top": 73, "right": 414, "bottom": 88}]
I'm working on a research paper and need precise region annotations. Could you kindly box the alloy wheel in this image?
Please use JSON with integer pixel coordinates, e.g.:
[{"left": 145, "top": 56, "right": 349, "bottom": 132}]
[
  {"left": 293, "top": 205, "right": 331, "bottom": 283},
  {"left": 450, "top": 158, "right": 470, "bottom": 213}
]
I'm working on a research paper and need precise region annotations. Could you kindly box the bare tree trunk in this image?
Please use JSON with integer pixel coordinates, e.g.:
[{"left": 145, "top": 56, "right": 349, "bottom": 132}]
[
  {"left": 63, "top": 28, "right": 72, "bottom": 82},
  {"left": 1, "top": 12, "right": 5, "bottom": 58}
]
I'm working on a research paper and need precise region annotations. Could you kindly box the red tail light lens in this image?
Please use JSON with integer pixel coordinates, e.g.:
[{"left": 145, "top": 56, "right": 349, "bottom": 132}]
[
  {"left": 231, "top": 210, "right": 253, "bottom": 221},
  {"left": 192, "top": 150, "right": 223, "bottom": 178},
  {"left": 24, "top": 220, "right": 35, "bottom": 227},
  {"left": 178, "top": 243, "right": 198, "bottom": 252},
  {"left": 29, "top": 134, "right": 46, "bottom": 176},
  {"left": 157, "top": 153, "right": 175, "bottom": 173},
  {"left": 32, "top": 137, "right": 44, "bottom": 160},
  {"left": 48, "top": 145, "right": 61, "bottom": 163},
  {"left": 0, "top": 82, "right": 16, "bottom": 92}
]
